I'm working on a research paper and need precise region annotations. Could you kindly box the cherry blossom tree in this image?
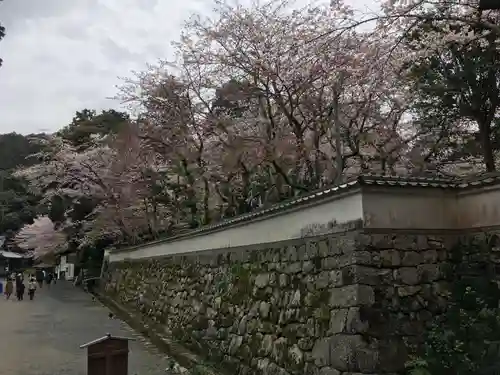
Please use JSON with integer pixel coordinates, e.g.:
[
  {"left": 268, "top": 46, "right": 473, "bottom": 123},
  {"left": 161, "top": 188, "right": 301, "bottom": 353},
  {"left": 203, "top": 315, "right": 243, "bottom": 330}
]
[
  {"left": 17, "top": 131, "right": 153, "bottom": 246},
  {"left": 14, "top": 216, "right": 67, "bottom": 258},
  {"left": 114, "top": 0, "right": 415, "bottom": 224},
  {"left": 178, "top": 0, "right": 414, "bottom": 181},
  {"left": 19, "top": 0, "right": 497, "bottom": 256}
]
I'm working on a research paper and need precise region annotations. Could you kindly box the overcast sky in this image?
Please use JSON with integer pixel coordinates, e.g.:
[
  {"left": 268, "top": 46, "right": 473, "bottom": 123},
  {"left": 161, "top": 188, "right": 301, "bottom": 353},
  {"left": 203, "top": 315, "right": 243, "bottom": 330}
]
[{"left": 0, "top": 0, "right": 377, "bottom": 135}]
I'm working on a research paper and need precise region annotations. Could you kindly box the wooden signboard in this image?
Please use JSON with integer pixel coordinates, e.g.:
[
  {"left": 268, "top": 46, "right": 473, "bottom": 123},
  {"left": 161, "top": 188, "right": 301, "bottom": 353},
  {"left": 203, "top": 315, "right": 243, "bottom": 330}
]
[{"left": 80, "top": 333, "right": 135, "bottom": 375}]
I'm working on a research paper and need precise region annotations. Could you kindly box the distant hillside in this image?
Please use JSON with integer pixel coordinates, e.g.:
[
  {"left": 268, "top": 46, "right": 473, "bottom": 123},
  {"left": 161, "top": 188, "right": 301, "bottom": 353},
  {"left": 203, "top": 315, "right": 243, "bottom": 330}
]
[{"left": 0, "top": 132, "right": 47, "bottom": 171}]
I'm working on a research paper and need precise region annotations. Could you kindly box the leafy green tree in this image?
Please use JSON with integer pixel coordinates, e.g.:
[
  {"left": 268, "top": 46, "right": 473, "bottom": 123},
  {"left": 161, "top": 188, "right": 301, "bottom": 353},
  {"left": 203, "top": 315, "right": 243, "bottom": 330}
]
[
  {"left": 0, "top": 132, "right": 45, "bottom": 244},
  {"left": 0, "top": 133, "right": 45, "bottom": 171},
  {"left": 405, "top": 18, "right": 500, "bottom": 172},
  {"left": 0, "top": 172, "right": 40, "bottom": 240},
  {"left": 58, "top": 109, "right": 129, "bottom": 150}
]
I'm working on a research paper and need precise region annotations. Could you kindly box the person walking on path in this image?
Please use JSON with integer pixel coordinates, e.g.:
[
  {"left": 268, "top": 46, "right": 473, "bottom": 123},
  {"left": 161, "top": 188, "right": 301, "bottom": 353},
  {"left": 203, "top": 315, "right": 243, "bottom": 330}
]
[
  {"left": 15, "top": 273, "right": 22, "bottom": 289},
  {"left": 28, "top": 278, "right": 37, "bottom": 300},
  {"left": 35, "top": 270, "right": 43, "bottom": 288},
  {"left": 46, "top": 272, "right": 53, "bottom": 288},
  {"left": 5, "top": 278, "right": 13, "bottom": 300},
  {"left": 16, "top": 280, "right": 25, "bottom": 301}
]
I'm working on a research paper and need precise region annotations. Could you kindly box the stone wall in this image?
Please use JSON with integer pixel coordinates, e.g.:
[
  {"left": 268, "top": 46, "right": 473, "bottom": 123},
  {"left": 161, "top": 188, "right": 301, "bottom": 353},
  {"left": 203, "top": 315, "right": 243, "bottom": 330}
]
[{"left": 102, "top": 230, "right": 457, "bottom": 375}]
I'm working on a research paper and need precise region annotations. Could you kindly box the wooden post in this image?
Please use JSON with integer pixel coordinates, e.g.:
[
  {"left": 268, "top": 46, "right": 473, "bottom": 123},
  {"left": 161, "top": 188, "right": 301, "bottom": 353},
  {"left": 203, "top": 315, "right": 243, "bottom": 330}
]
[{"left": 80, "top": 333, "right": 135, "bottom": 375}]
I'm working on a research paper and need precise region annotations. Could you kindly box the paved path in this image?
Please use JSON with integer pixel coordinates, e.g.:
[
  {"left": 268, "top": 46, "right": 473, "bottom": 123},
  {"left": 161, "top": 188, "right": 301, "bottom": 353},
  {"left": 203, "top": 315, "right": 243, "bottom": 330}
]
[{"left": 0, "top": 280, "right": 173, "bottom": 375}]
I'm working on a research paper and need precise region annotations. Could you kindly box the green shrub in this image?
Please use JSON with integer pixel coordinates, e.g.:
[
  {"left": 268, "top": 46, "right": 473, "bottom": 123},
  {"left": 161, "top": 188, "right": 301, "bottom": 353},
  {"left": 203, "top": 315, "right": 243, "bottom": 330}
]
[{"left": 407, "top": 240, "right": 500, "bottom": 375}]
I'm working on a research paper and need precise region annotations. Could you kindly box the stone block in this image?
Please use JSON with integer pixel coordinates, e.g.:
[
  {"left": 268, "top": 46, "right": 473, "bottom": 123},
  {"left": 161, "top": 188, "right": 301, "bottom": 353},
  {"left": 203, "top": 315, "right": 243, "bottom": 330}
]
[
  {"left": 322, "top": 257, "right": 341, "bottom": 270},
  {"left": 327, "top": 335, "right": 407, "bottom": 373},
  {"left": 325, "top": 237, "right": 344, "bottom": 256},
  {"left": 369, "top": 234, "right": 393, "bottom": 249},
  {"left": 393, "top": 235, "right": 418, "bottom": 250},
  {"left": 427, "top": 236, "right": 445, "bottom": 249},
  {"left": 329, "top": 270, "right": 342, "bottom": 286},
  {"left": 345, "top": 307, "right": 370, "bottom": 334},
  {"left": 288, "top": 344, "right": 304, "bottom": 367},
  {"left": 303, "top": 261, "right": 315, "bottom": 273},
  {"left": 401, "top": 251, "right": 423, "bottom": 266},
  {"left": 306, "top": 242, "right": 319, "bottom": 259},
  {"left": 228, "top": 335, "right": 243, "bottom": 355},
  {"left": 318, "top": 239, "right": 331, "bottom": 257},
  {"left": 328, "top": 285, "right": 375, "bottom": 308},
  {"left": 285, "top": 245, "right": 299, "bottom": 262},
  {"left": 438, "top": 250, "right": 448, "bottom": 261},
  {"left": 328, "top": 334, "right": 378, "bottom": 372},
  {"left": 255, "top": 273, "right": 271, "bottom": 288},
  {"left": 267, "top": 363, "right": 291, "bottom": 375},
  {"left": 315, "top": 271, "right": 330, "bottom": 289},
  {"left": 342, "top": 265, "right": 393, "bottom": 286},
  {"left": 319, "top": 367, "right": 341, "bottom": 375},
  {"left": 329, "top": 308, "right": 348, "bottom": 334},
  {"left": 380, "top": 250, "right": 401, "bottom": 267},
  {"left": 352, "top": 251, "right": 376, "bottom": 266},
  {"left": 417, "top": 264, "right": 441, "bottom": 282},
  {"left": 284, "top": 262, "right": 302, "bottom": 274},
  {"left": 312, "top": 338, "right": 331, "bottom": 367},
  {"left": 330, "top": 235, "right": 356, "bottom": 254},
  {"left": 353, "top": 234, "right": 373, "bottom": 250},
  {"left": 422, "top": 250, "right": 438, "bottom": 263},
  {"left": 397, "top": 285, "right": 422, "bottom": 297},
  {"left": 393, "top": 267, "right": 419, "bottom": 285}
]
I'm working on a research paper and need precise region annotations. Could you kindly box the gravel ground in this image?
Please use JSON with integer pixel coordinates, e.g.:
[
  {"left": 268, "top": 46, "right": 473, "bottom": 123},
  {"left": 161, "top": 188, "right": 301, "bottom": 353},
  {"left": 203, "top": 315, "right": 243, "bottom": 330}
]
[{"left": 0, "top": 279, "right": 175, "bottom": 375}]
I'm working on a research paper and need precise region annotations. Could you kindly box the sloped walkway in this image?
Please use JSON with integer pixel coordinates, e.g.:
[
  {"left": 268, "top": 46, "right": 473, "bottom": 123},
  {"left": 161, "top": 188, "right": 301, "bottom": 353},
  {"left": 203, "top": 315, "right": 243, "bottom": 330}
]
[{"left": 0, "top": 280, "right": 173, "bottom": 375}]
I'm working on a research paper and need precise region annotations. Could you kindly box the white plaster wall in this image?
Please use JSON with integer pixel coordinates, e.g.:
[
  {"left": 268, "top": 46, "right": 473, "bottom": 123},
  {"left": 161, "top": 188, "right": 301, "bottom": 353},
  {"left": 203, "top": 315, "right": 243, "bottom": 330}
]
[
  {"left": 57, "top": 255, "right": 76, "bottom": 280},
  {"left": 56, "top": 256, "right": 66, "bottom": 279},
  {"left": 361, "top": 187, "right": 456, "bottom": 229},
  {"left": 109, "top": 192, "right": 363, "bottom": 262},
  {"left": 456, "top": 186, "right": 500, "bottom": 228},
  {"left": 66, "top": 263, "right": 75, "bottom": 280}
]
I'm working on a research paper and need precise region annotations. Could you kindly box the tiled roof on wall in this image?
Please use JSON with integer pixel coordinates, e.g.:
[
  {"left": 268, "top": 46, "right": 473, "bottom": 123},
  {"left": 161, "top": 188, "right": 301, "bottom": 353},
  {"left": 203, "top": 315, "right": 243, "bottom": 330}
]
[
  {"left": 359, "top": 172, "right": 500, "bottom": 189},
  {"left": 112, "top": 172, "right": 500, "bottom": 251},
  {"left": 183, "top": 173, "right": 500, "bottom": 235}
]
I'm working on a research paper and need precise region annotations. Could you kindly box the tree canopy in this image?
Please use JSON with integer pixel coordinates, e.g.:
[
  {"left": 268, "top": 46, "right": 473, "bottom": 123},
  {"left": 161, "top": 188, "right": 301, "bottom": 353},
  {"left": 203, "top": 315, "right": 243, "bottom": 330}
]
[
  {"left": 3, "top": 0, "right": 500, "bottom": 258},
  {"left": 0, "top": 133, "right": 45, "bottom": 171}
]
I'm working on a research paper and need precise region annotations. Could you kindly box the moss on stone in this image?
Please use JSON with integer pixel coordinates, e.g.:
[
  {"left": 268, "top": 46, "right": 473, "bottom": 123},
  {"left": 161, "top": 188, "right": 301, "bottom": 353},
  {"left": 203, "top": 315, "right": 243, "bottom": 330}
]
[
  {"left": 238, "top": 344, "right": 253, "bottom": 365},
  {"left": 248, "top": 333, "right": 262, "bottom": 354},
  {"left": 253, "top": 287, "right": 270, "bottom": 301},
  {"left": 312, "top": 256, "right": 322, "bottom": 270},
  {"left": 273, "top": 338, "right": 289, "bottom": 365},
  {"left": 215, "top": 314, "right": 234, "bottom": 328},
  {"left": 260, "top": 321, "right": 275, "bottom": 334},
  {"left": 309, "top": 289, "right": 329, "bottom": 308},
  {"left": 281, "top": 325, "right": 298, "bottom": 344},
  {"left": 192, "top": 316, "right": 210, "bottom": 330},
  {"left": 270, "top": 306, "right": 280, "bottom": 324},
  {"left": 314, "top": 306, "right": 330, "bottom": 322},
  {"left": 298, "top": 306, "right": 313, "bottom": 320}
]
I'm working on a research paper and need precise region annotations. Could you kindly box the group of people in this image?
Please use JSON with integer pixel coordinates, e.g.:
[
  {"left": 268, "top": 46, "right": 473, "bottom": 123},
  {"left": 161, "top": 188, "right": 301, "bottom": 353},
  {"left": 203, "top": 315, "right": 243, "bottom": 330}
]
[
  {"left": 4, "top": 270, "right": 57, "bottom": 301},
  {"left": 5, "top": 273, "right": 36, "bottom": 301},
  {"left": 35, "top": 269, "right": 56, "bottom": 289}
]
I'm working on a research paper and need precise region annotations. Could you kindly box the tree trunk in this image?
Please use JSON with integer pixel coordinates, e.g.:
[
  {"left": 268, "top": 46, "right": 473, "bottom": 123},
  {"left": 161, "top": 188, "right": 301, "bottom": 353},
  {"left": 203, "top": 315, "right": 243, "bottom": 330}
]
[{"left": 479, "top": 121, "right": 496, "bottom": 172}]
